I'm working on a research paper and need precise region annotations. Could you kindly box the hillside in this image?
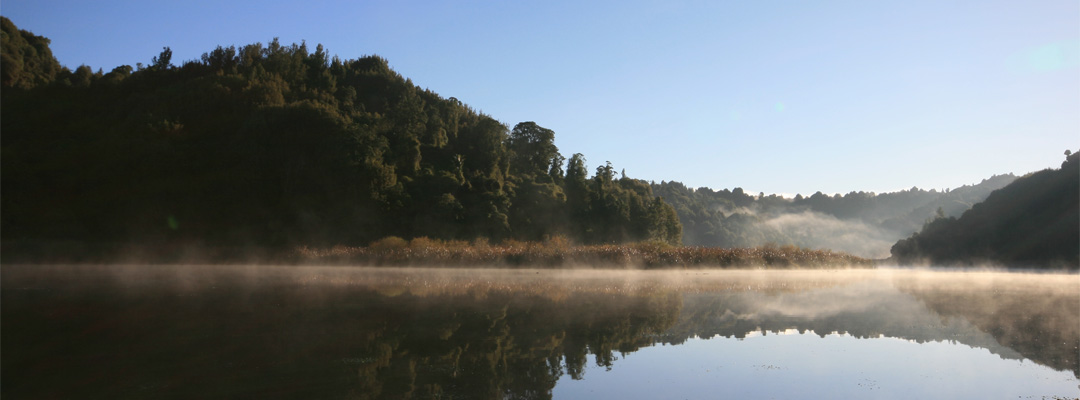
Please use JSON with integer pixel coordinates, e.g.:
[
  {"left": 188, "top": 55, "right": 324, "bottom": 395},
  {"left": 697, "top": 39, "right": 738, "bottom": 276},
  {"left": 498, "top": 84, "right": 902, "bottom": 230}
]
[
  {"left": 890, "top": 151, "right": 1079, "bottom": 269},
  {"left": 651, "top": 174, "right": 1016, "bottom": 258},
  {"left": 0, "top": 17, "right": 681, "bottom": 256}
]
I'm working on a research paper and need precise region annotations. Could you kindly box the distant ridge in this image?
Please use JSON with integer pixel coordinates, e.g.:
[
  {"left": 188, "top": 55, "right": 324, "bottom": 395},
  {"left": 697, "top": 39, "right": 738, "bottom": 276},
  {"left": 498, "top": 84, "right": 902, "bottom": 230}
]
[{"left": 651, "top": 173, "right": 1016, "bottom": 258}]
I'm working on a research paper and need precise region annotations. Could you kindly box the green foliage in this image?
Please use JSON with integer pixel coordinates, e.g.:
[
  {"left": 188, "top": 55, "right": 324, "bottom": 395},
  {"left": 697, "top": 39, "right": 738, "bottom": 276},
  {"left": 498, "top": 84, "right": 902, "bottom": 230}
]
[
  {"left": 507, "top": 121, "right": 559, "bottom": 177},
  {"left": 891, "top": 151, "right": 1079, "bottom": 269},
  {"left": 652, "top": 173, "right": 1017, "bottom": 253},
  {"left": 0, "top": 18, "right": 682, "bottom": 252},
  {"left": 0, "top": 17, "right": 62, "bottom": 89}
]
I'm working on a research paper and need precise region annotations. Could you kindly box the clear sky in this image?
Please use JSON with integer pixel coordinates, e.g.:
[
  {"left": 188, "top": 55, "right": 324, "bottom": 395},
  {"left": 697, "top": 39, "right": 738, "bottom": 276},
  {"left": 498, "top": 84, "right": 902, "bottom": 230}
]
[{"left": 4, "top": 1, "right": 1077, "bottom": 196}]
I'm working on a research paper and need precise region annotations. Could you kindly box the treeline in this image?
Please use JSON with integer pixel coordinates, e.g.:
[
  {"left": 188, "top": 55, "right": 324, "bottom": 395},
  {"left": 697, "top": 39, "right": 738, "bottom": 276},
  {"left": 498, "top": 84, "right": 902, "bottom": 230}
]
[
  {"left": 891, "top": 151, "right": 1079, "bottom": 269},
  {"left": 0, "top": 17, "right": 681, "bottom": 251},
  {"left": 652, "top": 174, "right": 1015, "bottom": 257},
  {"left": 296, "top": 237, "right": 870, "bottom": 268}
]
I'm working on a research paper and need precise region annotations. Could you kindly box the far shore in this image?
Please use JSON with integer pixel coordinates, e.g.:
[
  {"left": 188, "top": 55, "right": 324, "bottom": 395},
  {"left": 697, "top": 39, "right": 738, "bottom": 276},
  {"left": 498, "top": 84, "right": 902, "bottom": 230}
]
[{"left": 1, "top": 238, "right": 871, "bottom": 269}]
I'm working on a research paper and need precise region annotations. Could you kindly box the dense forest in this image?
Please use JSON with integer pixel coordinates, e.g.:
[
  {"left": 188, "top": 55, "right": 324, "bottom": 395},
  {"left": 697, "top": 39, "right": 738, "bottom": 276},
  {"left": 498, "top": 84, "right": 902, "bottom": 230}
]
[
  {"left": 0, "top": 17, "right": 681, "bottom": 254},
  {"left": 652, "top": 174, "right": 1015, "bottom": 258},
  {"left": 891, "top": 151, "right": 1079, "bottom": 269},
  {"left": 3, "top": 17, "right": 1075, "bottom": 268}
]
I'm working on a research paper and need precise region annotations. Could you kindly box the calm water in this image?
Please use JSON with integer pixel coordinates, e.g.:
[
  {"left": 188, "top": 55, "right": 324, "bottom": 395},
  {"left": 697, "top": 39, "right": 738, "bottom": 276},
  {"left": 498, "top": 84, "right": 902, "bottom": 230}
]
[{"left": 2, "top": 265, "right": 1077, "bottom": 399}]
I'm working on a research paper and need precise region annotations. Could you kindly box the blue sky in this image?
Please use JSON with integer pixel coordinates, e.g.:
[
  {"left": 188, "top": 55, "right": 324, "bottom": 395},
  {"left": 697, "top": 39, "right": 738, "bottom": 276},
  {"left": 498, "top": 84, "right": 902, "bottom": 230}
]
[{"left": 4, "top": 1, "right": 1077, "bottom": 196}]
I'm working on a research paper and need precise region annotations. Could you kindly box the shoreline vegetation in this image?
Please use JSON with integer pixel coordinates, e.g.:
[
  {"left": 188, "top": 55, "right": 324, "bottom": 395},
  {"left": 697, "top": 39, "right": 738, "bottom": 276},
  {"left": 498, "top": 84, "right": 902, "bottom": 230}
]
[
  {"left": 297, "top": 237, "right": 872, "bottom": 268},
  {"left": 2, "top": 237, "right": 872, "bottom": 268}
]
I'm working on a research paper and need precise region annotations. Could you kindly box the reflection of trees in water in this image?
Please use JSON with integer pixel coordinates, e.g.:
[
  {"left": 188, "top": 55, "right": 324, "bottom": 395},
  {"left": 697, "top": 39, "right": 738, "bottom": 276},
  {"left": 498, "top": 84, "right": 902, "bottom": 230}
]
[
  {"left": 1, "top": 269, "right": 681, "bottom": 399},
  {"left": 662, "top": 284, "right": 1008, "bottom": 344},
  {"left": 3, "top": 266, "right": 1075, "bottom": 399},
  {"left": 657, "top": 277, "right": 1079, "bottom": 379},
  {"left": 895, "top": 277, "right": 1079, "bottom": 379},
  {"left": 346, "top": 289, "right": 681, "bottom": 399}
]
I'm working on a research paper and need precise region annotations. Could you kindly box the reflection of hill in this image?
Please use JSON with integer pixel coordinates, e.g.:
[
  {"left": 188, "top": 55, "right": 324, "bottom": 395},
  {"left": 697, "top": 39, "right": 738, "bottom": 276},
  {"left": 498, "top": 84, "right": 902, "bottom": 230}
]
[
  {"left": 895, "top": 274, "right": 1080, "bottom": 379},
  {"left": 655, "top": 274, "right": 1078, "bottom": 379},
  {"left": 1, "top": 266, "right": 681, "bottom": 399},
  {"left": 659, "top": 282, "right": 1021, "bottom": 358},
  {"left": 3, "top": 266, "right": 1075, "bottom": 399},
  {"left": 344, "top": 290, "right": 681, "bottom": 399}
]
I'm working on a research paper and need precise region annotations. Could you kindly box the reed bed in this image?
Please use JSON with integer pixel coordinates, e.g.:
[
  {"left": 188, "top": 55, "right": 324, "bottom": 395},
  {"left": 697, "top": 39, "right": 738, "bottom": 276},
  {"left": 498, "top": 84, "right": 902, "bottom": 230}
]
[{"left": 295, "top": 237, "right": 872, "bottom": 269}]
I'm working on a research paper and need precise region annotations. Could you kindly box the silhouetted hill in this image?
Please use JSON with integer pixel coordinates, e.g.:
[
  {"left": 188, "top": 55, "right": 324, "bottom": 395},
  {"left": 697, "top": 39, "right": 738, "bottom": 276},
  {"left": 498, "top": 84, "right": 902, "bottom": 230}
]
[
  {"left": 890, "top": 151, "right": 1079, "bottom": 269},
  {"left": 0, "top": 16, "right": 681, "bottom": 256}
]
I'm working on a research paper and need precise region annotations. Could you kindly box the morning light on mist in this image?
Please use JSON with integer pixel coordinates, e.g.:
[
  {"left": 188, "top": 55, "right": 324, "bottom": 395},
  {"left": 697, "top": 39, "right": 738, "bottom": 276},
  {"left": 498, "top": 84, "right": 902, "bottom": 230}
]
[{"left": 1, "top": 1, "right": 1077, "bottom": 398}]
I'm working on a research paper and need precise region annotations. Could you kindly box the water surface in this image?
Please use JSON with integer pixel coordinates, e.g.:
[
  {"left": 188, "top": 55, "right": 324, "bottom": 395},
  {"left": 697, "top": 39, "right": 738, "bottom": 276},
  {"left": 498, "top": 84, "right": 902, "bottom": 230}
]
[{"left": 2, "top": 265, "right": 1077, "bottom": 399}]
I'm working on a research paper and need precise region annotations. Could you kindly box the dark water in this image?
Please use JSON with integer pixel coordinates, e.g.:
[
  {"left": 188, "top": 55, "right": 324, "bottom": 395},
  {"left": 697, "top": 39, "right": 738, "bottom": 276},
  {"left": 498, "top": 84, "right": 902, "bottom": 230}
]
[{"left": 2, "top": 265, "right": 1077, "bottom": 399}]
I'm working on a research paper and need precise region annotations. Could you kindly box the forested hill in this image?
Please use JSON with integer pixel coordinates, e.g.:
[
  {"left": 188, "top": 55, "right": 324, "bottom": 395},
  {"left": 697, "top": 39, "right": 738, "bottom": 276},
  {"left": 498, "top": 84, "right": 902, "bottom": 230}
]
[
  {"left": 0, "top": 17, "right": 682, "bottom": 251},
  {"left": 652, "top": 174, "right": 1016, "bottom": 258},
  {"left": 891, "top": 151, "right": 1079, "bottom": 269}
]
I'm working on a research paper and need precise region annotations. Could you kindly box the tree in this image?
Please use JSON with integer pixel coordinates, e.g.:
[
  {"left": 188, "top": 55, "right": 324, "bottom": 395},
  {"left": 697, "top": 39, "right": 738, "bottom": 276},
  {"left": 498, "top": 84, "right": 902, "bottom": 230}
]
[
  {"left": 71, "top": 64, "right": 94, "bottom": 87},
  {"left": 0, "top": 16, "right": 62, "bottom": 89},
  {"left": 508, "top": 121, "right": 560, "bottom": 177},
  {"left": 151, "top": 46, "right": 173, "bottom": 70}
]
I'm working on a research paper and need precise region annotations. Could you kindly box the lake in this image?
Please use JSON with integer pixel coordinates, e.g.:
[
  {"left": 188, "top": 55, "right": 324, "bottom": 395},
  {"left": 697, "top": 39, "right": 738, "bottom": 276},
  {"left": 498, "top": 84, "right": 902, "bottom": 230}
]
[{"left": 2, "top": 265, "right": 1077, "bottom": 399}]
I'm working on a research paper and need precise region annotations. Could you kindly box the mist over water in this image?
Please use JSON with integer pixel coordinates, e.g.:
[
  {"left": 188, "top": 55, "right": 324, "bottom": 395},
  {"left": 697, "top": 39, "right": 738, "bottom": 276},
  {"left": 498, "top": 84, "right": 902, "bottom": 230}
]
[
  {"left": 659, "top": 174, "right": 1026, "bottom": 260},
  {"left": 763, "top": 210, "right": 898, "bottom": 258},
  {"left": 703, "top": 203, "right": 913, "bottom": 259},
  {"left": 2, "top": 265, "right": 1076, "bottom": 399}
]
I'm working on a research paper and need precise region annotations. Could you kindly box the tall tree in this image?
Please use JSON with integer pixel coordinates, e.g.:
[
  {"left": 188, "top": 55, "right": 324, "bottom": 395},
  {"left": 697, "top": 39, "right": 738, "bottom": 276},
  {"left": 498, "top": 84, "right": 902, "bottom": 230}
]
[{"left": 507, "top": 121, "right": 560, "bottom": 178}]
